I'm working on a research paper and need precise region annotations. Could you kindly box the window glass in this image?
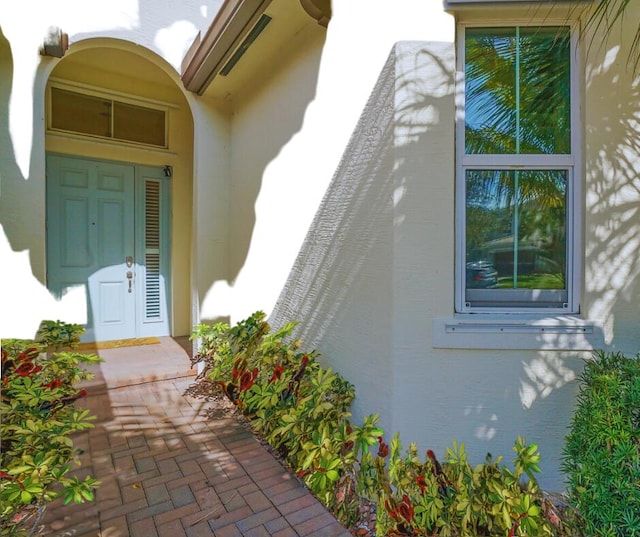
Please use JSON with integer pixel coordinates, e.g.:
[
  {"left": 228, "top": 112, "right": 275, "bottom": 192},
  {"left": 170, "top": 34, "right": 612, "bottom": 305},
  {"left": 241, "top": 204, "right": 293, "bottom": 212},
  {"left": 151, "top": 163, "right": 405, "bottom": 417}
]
[
  {"left": 113, "top": 102, "right": 166, "bottom": 147},
  {"left": 465, "top": 26, "right": 571, "bottom": 155},
  {"left": 50, "top": 88, "right": 166, "bottom": 148},
  {"left": 460, "top": 24, "right": 576, "bottom": 312},
  {"left": 51, "top": 88, "right": 111, "bottom": 138},
  {"left": 465, "top": 169, "right": 567, "bottom": 292}
]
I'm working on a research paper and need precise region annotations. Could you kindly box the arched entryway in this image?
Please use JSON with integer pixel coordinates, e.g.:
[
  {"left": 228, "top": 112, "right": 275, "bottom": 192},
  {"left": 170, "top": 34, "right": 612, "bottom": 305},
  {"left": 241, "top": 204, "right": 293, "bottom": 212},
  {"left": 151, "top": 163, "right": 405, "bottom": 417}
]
[{"left": 44, "top": 40, "right": 194, "bottom": 342}]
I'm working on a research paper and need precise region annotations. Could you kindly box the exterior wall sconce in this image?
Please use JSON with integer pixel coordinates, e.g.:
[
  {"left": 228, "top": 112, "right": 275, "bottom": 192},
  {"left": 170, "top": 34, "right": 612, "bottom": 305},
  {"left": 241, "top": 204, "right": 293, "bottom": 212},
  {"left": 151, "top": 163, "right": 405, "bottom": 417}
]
[
  {"left": 299, "top": 0, "right": 331, "bottom": 27},
  {"left": 163, "top": 165, "right": 173, "bottom": 178},
  {"left": 41, "top": 27, "right": 69, "bottom": 58}
]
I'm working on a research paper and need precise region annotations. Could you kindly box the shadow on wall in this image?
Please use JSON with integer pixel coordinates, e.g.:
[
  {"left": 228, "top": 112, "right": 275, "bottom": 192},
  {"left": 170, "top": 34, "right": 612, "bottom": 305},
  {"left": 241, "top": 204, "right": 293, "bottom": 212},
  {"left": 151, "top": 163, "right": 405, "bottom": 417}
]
[
  {"left": 190, "top": 10, "right": 329, "bottom": 322},
  {"left": 269, "top": 48, "right": 396, "bottom": 347},
  {"left": 268, "top": 34, "right": 638, "bottom": 490},
  {"left": 0, "top": 28, "right": 44, "bottom": 274},
  {"left": 584, "top": 43, "right": 640, "bottom": 352},
  {"left": 269, "top": 43, "right": 449, "bottom": 430},
  {"left": 267, "top": 43, "right": 457, "bottom": 350},
  {"left": 224, "top": 28, "right": 328, "bottom": 293}
]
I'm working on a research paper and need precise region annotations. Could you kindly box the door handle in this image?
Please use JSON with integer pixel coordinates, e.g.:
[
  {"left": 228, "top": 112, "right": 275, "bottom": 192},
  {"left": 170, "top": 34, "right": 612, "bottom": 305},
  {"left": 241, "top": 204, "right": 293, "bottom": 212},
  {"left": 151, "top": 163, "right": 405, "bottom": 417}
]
[{"left": 126, "top": 270, "right": 133, "bottom": 293}]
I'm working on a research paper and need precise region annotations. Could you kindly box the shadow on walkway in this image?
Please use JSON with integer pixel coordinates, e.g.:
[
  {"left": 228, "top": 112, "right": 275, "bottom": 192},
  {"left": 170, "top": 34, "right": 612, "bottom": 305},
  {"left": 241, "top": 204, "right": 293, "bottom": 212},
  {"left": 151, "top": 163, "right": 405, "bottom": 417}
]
[{"left": 39, "top": 338, "right": 351, "bottom": 537}]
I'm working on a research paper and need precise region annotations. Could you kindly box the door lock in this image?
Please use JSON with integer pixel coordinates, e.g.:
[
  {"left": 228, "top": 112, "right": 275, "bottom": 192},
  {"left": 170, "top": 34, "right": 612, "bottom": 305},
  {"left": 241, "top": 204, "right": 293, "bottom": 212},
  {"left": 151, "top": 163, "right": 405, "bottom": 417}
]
[
  {"left": 126, "top": 270, "right": 133, "bottom": 293},
  {"left": 126, "top": 256, "right": 134, "bottom": 267}
]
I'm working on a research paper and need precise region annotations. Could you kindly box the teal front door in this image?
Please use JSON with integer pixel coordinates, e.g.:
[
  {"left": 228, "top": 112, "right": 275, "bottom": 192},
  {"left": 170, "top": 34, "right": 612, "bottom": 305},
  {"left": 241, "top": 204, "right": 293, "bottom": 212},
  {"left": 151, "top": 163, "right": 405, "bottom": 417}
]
[{"left": 46, "top": 154, "right": 171, "bottom": 342}]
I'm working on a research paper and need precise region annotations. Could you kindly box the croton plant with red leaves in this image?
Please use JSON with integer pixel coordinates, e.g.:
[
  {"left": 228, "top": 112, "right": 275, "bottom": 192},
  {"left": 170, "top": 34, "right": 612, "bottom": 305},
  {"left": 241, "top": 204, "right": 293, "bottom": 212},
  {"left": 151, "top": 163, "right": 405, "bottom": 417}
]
[
  {"left": 1, "top": 321, "right": 101, "bottom": 536},
  {"left": 191, "top": 312, "right": 574, "bottom": 537}
]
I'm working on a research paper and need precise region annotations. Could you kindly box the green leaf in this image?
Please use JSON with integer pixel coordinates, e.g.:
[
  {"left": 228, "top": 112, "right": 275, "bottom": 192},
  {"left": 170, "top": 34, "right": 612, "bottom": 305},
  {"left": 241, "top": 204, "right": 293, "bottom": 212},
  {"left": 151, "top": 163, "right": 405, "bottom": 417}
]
[
  {"left": 528, "top": 504, "right": 540, "bottom": 517},
  {"left": 8, "top": 466, "right": 32, "bottom": 475},
  {"left": 80, "top": 488, "right": 95, "bottom": 501},
  {"left": 326, "top": 469, "right": 340, "bottom": 482},
  {"left": 502, "top": 506, "right": 512, "bottom": 528},
  {"left": 302, "top": 450, "right": 318, "bottom": 470}
]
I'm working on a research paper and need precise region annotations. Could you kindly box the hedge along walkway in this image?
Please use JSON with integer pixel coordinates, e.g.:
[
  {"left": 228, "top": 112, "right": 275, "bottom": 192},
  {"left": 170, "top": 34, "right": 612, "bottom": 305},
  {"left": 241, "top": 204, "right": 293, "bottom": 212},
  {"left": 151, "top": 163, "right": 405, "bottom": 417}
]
[{"left": 39, "top": 338, "right": 352, "bottom": 537}]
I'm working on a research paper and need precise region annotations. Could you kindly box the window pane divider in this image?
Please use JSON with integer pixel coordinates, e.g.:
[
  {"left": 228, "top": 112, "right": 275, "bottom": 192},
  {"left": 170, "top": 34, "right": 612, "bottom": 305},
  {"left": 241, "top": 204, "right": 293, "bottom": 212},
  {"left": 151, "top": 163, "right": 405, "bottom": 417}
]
[{"left": 462, "top": 155, "right": 574, "bottom": 167}]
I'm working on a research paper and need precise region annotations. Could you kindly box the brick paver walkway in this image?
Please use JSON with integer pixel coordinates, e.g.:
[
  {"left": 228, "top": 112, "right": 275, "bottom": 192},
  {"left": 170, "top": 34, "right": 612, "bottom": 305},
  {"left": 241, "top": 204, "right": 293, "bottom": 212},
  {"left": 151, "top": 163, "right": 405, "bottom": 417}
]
[{"left": 39, "top": 350, "right": 351, "bottom": 537}]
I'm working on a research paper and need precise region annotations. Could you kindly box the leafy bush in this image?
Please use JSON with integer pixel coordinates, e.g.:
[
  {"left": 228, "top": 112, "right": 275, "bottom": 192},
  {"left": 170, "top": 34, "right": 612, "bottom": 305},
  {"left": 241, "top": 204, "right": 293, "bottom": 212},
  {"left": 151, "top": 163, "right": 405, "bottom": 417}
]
[
  {"left": 191, "top": 312, "right": 565, "bottom": 536},
  {"left": 561, "top": 350, "right": 640, "bottom": 536},
  {"left": 1, "top": 322, "right": 101, "bottom": 537},
  {"left": 34, "top": 320, "right": 84, "bottom": 351},
  {"left": 191, "top": 312, "right": 381, "bottom": 523},
  {"left": 366, "top": 434, "right": 561, "bottom": 537}
]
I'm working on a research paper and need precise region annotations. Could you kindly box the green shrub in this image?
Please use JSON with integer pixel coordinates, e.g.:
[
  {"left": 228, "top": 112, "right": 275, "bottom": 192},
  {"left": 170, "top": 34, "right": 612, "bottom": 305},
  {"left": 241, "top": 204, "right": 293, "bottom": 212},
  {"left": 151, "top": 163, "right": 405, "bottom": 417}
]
[
  {"left": 191, "top": 312, "right": 381, "bottom": 522},
  {"left": 367, "top": 434, "right": 559, "bottom": 537},
  {"left": 1, "top": 322, "right": 101, "bottom": 537},
  {"left": 561, "top": 350, "right": 640, "bottom": 536},
  {"left": 192, "top": 312, "right": 566, "bottom": 536},
  {"left": 34, "top": 320, "right": 84, "bottom": 351}
]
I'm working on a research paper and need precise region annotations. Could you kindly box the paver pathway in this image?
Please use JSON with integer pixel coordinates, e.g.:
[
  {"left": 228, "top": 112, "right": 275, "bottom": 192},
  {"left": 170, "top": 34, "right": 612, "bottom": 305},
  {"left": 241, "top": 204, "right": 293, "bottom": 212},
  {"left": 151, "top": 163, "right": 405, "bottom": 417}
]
[{"left": 39, "top": 352, "right": 352, "bottom": 537}]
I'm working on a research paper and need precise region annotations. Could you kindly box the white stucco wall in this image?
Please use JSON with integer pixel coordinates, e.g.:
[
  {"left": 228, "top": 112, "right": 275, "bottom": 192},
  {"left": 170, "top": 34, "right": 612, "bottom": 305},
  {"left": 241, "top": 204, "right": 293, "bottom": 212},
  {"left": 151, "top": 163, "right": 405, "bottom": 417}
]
[
  {"left": 265, "top": 1, "right": 638, "bottom": 493},
  {"left": 199, "top": 0, "right": 455, "bottom": 324},
  {"left": 197, "top": 12, "right": 329, "bottom": 323},
  {"left": 271, "top": 46, "right": 398, "bottom": 429},
  {"left": 268, "top": 37, "right": 586, "bottom": 492},
  {"left": 191, "top": 95, "right": 232, "bottom": 324},
  {"left": 582, "top": 6, "right": 640, "bottom": 352}
]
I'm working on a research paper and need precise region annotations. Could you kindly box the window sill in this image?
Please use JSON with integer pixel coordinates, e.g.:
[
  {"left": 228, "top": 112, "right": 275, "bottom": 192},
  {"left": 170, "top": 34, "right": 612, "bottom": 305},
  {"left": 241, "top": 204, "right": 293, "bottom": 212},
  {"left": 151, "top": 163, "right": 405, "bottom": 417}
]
[{"left": 433, "top": 315, "right": 604, "bottom": 350}]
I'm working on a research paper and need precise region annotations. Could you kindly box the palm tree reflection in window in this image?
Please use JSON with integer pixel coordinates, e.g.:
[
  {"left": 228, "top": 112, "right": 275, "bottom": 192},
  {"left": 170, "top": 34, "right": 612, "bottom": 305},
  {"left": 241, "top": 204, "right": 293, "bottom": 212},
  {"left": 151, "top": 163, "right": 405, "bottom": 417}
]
[{"left": 464, "top": 27, "right": 571, "bottom": 291}]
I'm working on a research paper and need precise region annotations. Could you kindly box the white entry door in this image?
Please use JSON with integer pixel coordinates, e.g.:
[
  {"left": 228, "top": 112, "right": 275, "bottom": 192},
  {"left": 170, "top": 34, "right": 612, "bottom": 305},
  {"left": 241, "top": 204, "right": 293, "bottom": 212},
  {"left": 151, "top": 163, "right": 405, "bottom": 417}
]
[{"left": 46, "top": 155, "right": 171, "bottom": 342}]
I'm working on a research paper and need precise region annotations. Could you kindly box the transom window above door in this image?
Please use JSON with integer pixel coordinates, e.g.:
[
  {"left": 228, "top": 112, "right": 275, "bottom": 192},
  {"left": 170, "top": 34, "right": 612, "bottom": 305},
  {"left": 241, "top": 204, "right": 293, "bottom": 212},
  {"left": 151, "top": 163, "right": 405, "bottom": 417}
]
[
  {"left": 456, "top": 23, "right": 581, "bottom": 314},
  {"left": 49, "top": 86, "right": 167, "bottom": 148}
]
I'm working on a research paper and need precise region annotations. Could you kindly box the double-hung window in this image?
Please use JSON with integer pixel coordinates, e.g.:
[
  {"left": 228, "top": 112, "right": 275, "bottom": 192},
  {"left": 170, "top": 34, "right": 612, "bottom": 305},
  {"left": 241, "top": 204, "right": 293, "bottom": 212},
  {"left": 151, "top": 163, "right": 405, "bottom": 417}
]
[{"left": 456, "top": 23, "right": 581, "bottom": 313}]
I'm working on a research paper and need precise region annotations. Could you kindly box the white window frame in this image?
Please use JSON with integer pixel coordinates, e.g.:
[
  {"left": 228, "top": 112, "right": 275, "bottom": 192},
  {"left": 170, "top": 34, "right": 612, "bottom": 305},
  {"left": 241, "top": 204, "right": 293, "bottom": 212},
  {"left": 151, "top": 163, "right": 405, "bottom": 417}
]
[{"left": 454, "top": 19, "right": 583, "bottom": 315}]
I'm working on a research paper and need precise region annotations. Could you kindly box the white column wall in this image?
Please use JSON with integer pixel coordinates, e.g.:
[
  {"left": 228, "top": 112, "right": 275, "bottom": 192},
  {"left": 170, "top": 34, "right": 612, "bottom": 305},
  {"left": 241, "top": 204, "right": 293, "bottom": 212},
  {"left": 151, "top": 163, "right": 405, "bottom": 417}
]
[
  {"left": 191, "top": 96, "right": 232, "bottom": 324},
  {"left": 205, "top": 24, "right": 329, "bottom": 322}
]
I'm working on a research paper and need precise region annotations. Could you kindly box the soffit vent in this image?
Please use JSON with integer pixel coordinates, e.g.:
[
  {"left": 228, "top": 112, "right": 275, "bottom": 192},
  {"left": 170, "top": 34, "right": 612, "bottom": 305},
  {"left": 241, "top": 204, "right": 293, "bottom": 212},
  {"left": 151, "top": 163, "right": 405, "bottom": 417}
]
[{"left": 220, "top": 13, "right": 272, "bottom": 76}]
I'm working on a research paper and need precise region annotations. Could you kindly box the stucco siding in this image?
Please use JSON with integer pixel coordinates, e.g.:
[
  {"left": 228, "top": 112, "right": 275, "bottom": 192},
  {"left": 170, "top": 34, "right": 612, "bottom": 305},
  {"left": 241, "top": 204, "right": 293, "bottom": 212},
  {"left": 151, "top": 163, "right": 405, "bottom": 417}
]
[
  {"left": 191, "top": 96, "right": 231, "bottom": 326},
  {"left": 200, "top": 21, "right": 329, "bottom": 322},
  {"left": 267, "top": 6, "right": 639, "bottom": 492},
  {"left": 582, "top": 2, "right": 640, "bottom": 353},
  {"left": 270, "top": 46, "right": 398, "bottom": 429}
]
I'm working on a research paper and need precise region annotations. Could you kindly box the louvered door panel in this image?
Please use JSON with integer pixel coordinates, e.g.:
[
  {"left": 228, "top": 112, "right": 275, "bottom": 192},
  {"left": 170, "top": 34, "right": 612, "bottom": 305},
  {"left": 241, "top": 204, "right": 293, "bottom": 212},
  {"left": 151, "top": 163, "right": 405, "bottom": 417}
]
[
  {"left": 144, "top": 179, "right": 162, "bottom": 321},
  {"left": 136, "top": 167, "right": 170, "bottom": 338}
]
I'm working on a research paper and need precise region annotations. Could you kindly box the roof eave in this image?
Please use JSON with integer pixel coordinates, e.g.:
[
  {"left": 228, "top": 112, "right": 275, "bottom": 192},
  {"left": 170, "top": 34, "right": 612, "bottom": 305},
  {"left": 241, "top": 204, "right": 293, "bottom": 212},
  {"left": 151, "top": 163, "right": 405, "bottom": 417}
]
[{"left": 180, "top": 0, "right": 273, "bottom": 96}]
